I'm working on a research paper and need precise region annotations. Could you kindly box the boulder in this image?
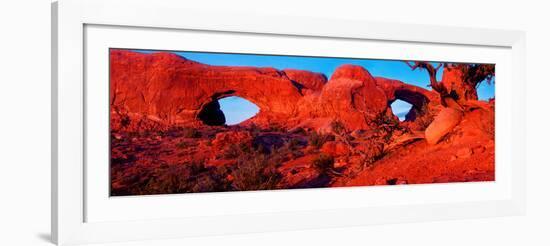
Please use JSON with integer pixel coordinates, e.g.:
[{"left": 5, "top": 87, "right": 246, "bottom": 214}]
[
  {"left": 110, "top": 50, "right": 443, "bottom": 132},
  {"left": 320, "top": 141, "right": 350, "bottom": 157},
  {"left": 252, "top": 133, "right": 286, "bottom": 152},
  {"left": 211, "top": 131, "right": 253, "bottom": 151},
  {"left": 425, "top": 108, "right": 463, "bottom": 145}
]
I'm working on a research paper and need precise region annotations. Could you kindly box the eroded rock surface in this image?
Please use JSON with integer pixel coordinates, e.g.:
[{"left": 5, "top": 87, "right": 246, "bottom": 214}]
[
  {"left": 109, "top": 50, "right": 496, "bottom": 195},
  {"left": 425, "top": 108, "right": 463, "bottom": 145},
  {"left": 110, "top": 50, "right": 442, "bottom": 132}
]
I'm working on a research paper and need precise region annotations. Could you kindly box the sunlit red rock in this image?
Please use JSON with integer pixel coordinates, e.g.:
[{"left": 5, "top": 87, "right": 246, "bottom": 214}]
[
  {"left": 212, "top": 131, "right": 253, "bottom": 152},
  {"left": 424, "top": 108, "right": 463, "bottom": 145},
  {"left": 109, "top": 50, "right": 496, "bottom": 195},
  {"left": 110, "top": 50, "right": 304, "bottom": 128},
  {"left": 283, "top": 69, "right": 327, "bottom": 94},
  {"left": 111, "top": 51, "right": 438, "bottom": 131},
  {"left": 320, "top": 141, "right": 350, "bottom": 157}
]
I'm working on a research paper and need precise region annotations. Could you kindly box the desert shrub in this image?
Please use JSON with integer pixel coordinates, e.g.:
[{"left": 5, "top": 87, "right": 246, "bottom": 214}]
[
  {"left": 231, "top": 151, "right": 281, "bottom": 191},
  {"left": 289, "top": 127, "right": 306, "bottom": 134},
  {"left": 330, "top": 120, "right": 355, "bottom": 144},
  {"left": 357, "top": 145, "right": 384, "bottom": 170},
  {"left": 181, "top": 127, "right": 202, "bottom": 138},
  {"left": 156, "top": 130, "right": 167, "bottom": 137},
  {"left": 370, "top": 112, "right": 401, "bottom": 142},
  {"left": 239, "top": 143, "right": 252, "bottom": 153},
  {"left": 223, "top": 144, "right": 240, "bottom": 158},
  {"left": 137, "top": 162, "right": 201, "bottom": 195},
  {"left": 141, "top": 130, "right": 152, "bottom": 137},
  {"left": 252, "top": 133, "right": 286, "bottom": 154},
  {"left": 311, "top": 153, "right": 335, "bottom": 173},
  {"left": 330, "top": 120, "right": 346, "bottom": 135},
  {"left": 112, "top": 159, "right": 234, "bottom": 195},
  {"left": 270, "top": 143, "right": 295, "bottom": 163},
  {"left": 120, "top": 114, "right": 131, "bottom": 128},
  {"left": 223, "top": 143, "right": 251, "bottom": 159},
  {"left": 274, "top": 139, "right": 304, "bottom": 160},
  {"left": 373, "top": 112, "right": 399, "bottom": 130},
  {"left": 176, "top": 140, "right": 192, "bottom": 149},
  {"left": 308, "top": 131, "right": 334, "bottom": 149},
  {"left": 132, "top": 161, "right": 233, "bottom": 195},
  {"left": 287, "top": 138, "right": 303, "bottom": 150},
  {"left": 268, "top": 124, "right": 284, "bottom": 132},
  {"left": 190, "top": 175, "right": 218, "bottom": 193},
  {"left": 190, "top": 166, "right": 232, "bottom": 193},
  {"left": 248, "top": 123, "right": 262, "bottom": 137}
]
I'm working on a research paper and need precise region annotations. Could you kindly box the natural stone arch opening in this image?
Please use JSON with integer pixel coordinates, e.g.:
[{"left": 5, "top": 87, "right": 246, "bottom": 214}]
[
  {"left": 196, "top": 91, "right": 260, "bottom": 126},
  {"left": 390, "top": 99, "right": 413, "bottom": 122},
  {"left": 390, "top": 89, "right": 431, "bottom": 122},
  {"left": 219, "top": 96, "right": 260, "bottom": 125}
]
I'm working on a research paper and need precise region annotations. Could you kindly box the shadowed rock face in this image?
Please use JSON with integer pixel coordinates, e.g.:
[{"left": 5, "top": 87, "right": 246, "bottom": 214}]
[
  {"left": 110, "top": 50, "right": 442, "bottom": 131},
  {"left": 197, "top": 100, "right": 225, "bottom": 126}
]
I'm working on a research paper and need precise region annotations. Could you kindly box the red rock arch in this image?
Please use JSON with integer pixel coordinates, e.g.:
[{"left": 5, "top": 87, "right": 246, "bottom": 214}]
[
  {"left": 110, "top": 50, "right": 443, "bottom": 132},
  {"left": 196, "top": 90, "right": 256, "bottom": 126},
  {"left": 110, "top": 50, "right": 325, "bottom": 127},
  {"left": 375, "top": 77, "right": 441, "bottom": 121}
]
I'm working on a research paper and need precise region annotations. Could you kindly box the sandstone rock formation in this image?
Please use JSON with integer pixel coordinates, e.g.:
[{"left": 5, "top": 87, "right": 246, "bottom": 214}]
[
  {"left": 109, "top": 50, "right": 496, "bottom": 195},
  {"left": 110, "top": 50, "right": 442, "bottom": 132},
  {"left": 424, "top": 107, "right": 463, "bottom": 145},
  {"left": 282, "top": 69, "right": 327, "bottom": 95},
  {"left": 315, "top": 65, "right": 388, "bottom": 129},
  {"left": 320, "top": 141, "right": 350, "bottom": 157},
  {"left": 110, "top": 50, "right": 303, "bottom": 128},
  {"left": 374, "top": 77, "right": 441, "bottom": 119}
]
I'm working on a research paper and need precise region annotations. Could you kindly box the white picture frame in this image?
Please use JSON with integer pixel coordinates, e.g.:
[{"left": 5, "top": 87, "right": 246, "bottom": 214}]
[{"left": 52, "top": 0, "right": 526, "bottom": 245}]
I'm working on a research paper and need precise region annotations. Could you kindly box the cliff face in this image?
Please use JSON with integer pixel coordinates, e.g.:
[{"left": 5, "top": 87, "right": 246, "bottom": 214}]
[{"left": 110, "top": 50, "right": 440, "bottom": 132}]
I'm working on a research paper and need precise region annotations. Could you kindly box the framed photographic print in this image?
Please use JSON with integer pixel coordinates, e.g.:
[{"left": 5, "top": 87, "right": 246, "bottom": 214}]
[{"left": 52, "top": 0, "right": 526, "bottom": 245}]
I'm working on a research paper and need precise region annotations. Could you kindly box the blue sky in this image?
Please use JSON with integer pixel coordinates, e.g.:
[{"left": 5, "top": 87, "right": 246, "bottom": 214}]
[
  {"left": 132, "top": 49, "right": 495, "bottom": 124},
  {"left": 218, "top": 96, "right": 260, "bottom": 125}
]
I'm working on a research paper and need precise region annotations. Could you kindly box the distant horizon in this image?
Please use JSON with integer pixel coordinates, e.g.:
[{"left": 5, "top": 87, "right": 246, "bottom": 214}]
[{"left": 132, "top": 49, "right": 494, "bottom": 124}]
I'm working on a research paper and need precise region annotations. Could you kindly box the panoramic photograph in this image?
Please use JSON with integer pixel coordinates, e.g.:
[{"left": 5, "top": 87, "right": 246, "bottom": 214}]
[{"left": 109, "top": 48, "right": 495, "bottom": 196}]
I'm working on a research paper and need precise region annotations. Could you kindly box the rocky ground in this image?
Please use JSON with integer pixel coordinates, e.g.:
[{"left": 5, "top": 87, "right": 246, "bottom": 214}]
[
  {"left": 111, "top": 100, "right": 494, "bottom": 196},
  {"left": 109, "top": 50, "right": 495, "bottom": 196}
]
